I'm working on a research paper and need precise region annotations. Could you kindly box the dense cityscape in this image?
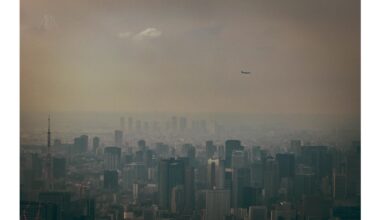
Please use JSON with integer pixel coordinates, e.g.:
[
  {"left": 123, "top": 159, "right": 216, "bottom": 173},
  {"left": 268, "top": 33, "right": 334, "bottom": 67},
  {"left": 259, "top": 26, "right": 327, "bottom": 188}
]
[{"left": 20, "top": 115, "right": 360, "bottom": 220}]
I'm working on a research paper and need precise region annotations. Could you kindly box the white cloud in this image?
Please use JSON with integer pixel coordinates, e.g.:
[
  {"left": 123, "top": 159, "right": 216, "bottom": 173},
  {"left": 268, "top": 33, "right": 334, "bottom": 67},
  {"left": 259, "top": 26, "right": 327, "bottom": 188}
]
[{"left": 133, "top": 28, "right": 162, "bottom": 40}]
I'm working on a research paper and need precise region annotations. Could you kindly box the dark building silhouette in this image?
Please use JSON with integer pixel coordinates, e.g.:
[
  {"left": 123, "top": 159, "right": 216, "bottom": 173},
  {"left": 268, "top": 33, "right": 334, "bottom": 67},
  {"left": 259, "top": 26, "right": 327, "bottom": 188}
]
[
  {"left": 53, "top": 157, "right": 66, "bottom": 179},
  {"left": 114, "top": 130, "right": 123, "bottom": 148},
  {"left": 92, "top": 136, "right": 100, "bottom": 153},
  {"left": 104, "top": 146, "right": 121, "bottom": 170},
  {"left": 104, "top": 170, "right": 118, "bottom": 190},
  {"left": 276, "top": 153, "right": 295, "bottom": 179},
  {"left": 74, "top": 135, "right": 88, "bottom": 153},
  {"left": 225, "top": 140, "right": 243, "bottom": 168},
  {"left": 38, "top": 191, "right": 71, "bottom": 220},
  {"left": 206, "top": 141, "right": 216, "bottom": 159}
]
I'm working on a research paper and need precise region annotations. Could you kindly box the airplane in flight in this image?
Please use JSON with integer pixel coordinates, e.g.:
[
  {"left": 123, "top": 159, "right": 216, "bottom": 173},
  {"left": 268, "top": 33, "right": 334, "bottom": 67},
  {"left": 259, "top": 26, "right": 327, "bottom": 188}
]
[{"left": 241, "top": 71, "right": 251, "bottom": 74}]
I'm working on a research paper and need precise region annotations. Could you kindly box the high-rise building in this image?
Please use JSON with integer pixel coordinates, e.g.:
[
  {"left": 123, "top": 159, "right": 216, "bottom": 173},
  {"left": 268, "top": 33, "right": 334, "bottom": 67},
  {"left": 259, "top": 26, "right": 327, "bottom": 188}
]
[
  {"left": 53, "top": 157, "right": 66, "bottom": 179},
  {"left": 207, "top": 158, "right": 225, "bottom": 189},
  {"left": 333, "top": 171, "right": 347, "bottom": 200},
  {"left": 251, "top": 161, "right": 264, "bottom": 187},
  {"left": 225, "top": 140, "right": 243, "bottom": 168},
  {"left": 206, "top": 141, "right": 216, "bottom": 159},
  {"left": 205, "top": 189, "right": 231, "bottom": 220},
  {"left": 232, "top": 168, "right": 251, "bottom": 209},
  {"left": 276, "top": 153, "right": 295, "bottom": 179},
  {"left": 231, "top": 150, "right": 245, "bottom": 169},
  {"left": 158, "top": 158, "right": 185, "bottom": 210},
  {"left": 104, "top": 146, "right": 121, "bottom": 170},
  {"left": 263, "top": 157, "right": 279, "bottom": 200},
  {"left": 138, "top": 139, "right": 147, "bottom": 151},
  {"left": 74, "top": 135, "right": 88, "bottom": 153},
  {"left": 38, "top": 191, "right": 71, "bottom": 220},
  {"left": 171, "top": 185, "right": 185, "bottom": 213},
  {"left": 243, "top": 187, "right": 264, "bottom": 208},
  {"left": 104, "top": 170, "right": 118, "bottom": 190},
  {"left": 114, "top": 130, "right": 123, "bottom": 148},
  {"left": 92, "top": 136, "right": 100, "bottom": 153}
]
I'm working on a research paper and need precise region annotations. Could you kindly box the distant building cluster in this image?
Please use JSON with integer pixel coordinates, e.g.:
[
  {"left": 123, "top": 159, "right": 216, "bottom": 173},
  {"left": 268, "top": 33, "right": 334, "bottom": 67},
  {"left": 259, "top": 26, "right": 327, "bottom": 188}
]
[{"left": 20, "top": 116, "right": 360, "bottom": 220}]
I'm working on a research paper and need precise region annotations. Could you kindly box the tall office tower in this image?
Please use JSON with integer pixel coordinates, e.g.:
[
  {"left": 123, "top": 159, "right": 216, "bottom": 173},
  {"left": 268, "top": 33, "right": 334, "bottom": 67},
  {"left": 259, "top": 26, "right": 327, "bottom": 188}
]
[
  {"left": 39, "top": 191, "right": 71, "bottom": 220},
  {"left": 138, "top": 139, "right": 147, "bottom": 151},
  {"left": 249, "top": 146, "right": 262, "bottom": 162},
  {"left": 207, "top": 158, "right": 225, "bottom": 189},
  {"left": 158, "top": 158, "right": 185, "bottom": 210},
  {"left": 179, "top": 117, "right": 187, "bottom": 132},
  {"left": 135, "top": 120, "right": 142, "bottom": 132},
  {"left": 263, "top": 157, "right": 279, "bottom": 201},
  {"left": 232, "top": 168, "right": 251, "bottom": 209},
  {"left": 276, "top": 153, "right": 295, "bottom": 179},
  {"left": 206, "top": 141, "right": 216, "bottom": 159},
  {"left": 182, "top": 144, "right": 196, "bottom": 161},
  {"left": 171, "top": 116, "right": 178, "bottom": 132},
  {"left": 114, "top": 130, "right": 123, "bottom": 148},
  {"left": 171, "top": 185, "right": 185, "bottom": 213},
  {"left": 290, "top": 139, "right": 302, "bottom": 154},
  {"left": 74, "top": 135, "right": 89, "bottom": 153},
  {"left": 184, "top": 166, "right": 195, "bottom": 214},
  {"left": 120, "top": 116, "right": 125, "bottom": 130},
  {"left": 248, "top": 206, "right": 267, "bottom": 220},
  {"left": 231, "top": 150, "right": 245, "bottom": 169},
  {"left": 205, "top": 189, "right": 231, "bottom": 220},
  {"left": 92, "top": 136, "right": 100, "bottom": 153},
  {"left": 333, "top": 170, "right": 347, "bottom": 200},
  {"left": 300, "top": 146, "right": 331, "bottom": 179},
  {"left": 53, "top": 157, "right": 66, "bottom": 179},
  {"left": 251, "top": 161, "right": 264, "bottom": 187},
  {"left": 225, "top": 140, "right": 243, "bottom": 168},
  {"left": 295, "top": 165, "right": 316, "bottom": 200},
  {"left": 104, "top": 170, "right": 119, "bottom": 190},
  {"left": 128, "top": 117, "right": 133, "bottom": 131},
  {"left": 242, "top": 187, "right": 264, "bottom": 208},
  {"left": 104, "top": 146, "right": 121, "bottom": 170},
  {"left": 45, "top": 116, "right": 53, "bottom": 191},
  {"left": 156, "top": 142, "right": 170, "bottom": 158}
]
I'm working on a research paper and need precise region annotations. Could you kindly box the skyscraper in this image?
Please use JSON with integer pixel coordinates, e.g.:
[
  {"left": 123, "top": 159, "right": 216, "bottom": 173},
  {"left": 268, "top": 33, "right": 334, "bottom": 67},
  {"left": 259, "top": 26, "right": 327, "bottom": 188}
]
[
  {"left": 205, "top": 189, "right": 231, "bottom": 220},
  {"left": 275, "top": 153, "right": 295, "bottom": 179},
  {"left": 206, "top": 141, "right": 216, "bottom": 159},
  {"left": 114, "top": 130, "right": 123, "bottom": 148},
  {"left": 225, "top": 140, "right": 243, "bottom": 168},
  {"left": 92, "top": 136, "right": 100, "bottom": 153},
  {"left": 207, "top": 157, "right": 225, "bottom": 189},
  {"left": 45, "top": 115, "right": 53, "bottom": 191},
  {"left": 158, "top": 158, "right": 195, "bottom": 211},
  {"left": 104, "top": 146, "right": 121, "bottom": 170}
]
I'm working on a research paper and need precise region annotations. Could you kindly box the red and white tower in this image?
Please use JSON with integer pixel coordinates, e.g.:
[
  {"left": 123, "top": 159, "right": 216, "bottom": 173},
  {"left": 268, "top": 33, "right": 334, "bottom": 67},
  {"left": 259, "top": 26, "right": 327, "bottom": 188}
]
[{"left": 45, "top": 115, "right": 53, "bottom": 191}]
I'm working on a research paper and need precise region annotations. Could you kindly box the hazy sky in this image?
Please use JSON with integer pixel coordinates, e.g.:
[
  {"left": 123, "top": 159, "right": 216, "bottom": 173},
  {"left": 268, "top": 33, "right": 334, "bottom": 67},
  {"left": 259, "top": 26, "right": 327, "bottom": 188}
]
[{"left": 21, "top": 0, "right": 360, "bottom": 115}]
